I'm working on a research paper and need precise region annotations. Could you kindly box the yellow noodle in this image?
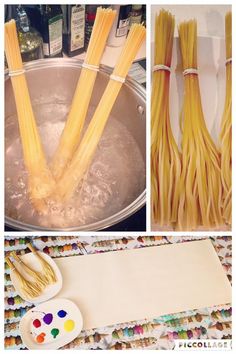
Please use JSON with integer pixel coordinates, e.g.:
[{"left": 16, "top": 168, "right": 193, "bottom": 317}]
[
  {"left": 11, "top": 251, "right": 47, "bottom": 288},
  {"left": 51, "top": 8, "right": 116, "bottom": 180},
  {"left": 177, "top": 20, "right": 223, "bottom": 230},
  {"left": 5, "top": 257, "right": 42, "bottom": 299},
  {"left": 220, "top": 12, "right": 232, "bottom": 225},
  {"left": 27, "top": 243, "right": 57, "bottom": 284},
  {"left": 55, "top": 24, "right": 146, "bottom": 201},
  {"left": 4, "top": 20, "right": 55, "bottom": 213},
  {"left": 151, "top": 10, "right": 181, "bottom": 227}
]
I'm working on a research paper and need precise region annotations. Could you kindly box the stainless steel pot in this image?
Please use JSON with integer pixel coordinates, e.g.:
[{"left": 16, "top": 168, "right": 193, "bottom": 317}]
[{"left": 5, "top": 59, "right": 146, "bottom": 231}]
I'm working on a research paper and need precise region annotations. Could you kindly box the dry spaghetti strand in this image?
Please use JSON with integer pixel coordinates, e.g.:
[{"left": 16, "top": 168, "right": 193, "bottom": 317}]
[
  {"left": 177, "top": 20, "right": 223, "bottom": 230},
  {"left": 220, "top": 11, "right": 232, "bottom": 225},
  {"left": 151, "top": 10, "right": 181, "bottom": 227},
  {"left": 4, "top": 20, "right": 55, "bottom": 213},
  {"left": 51, "top": 8, "right": 116, "bottom": 180},
  {"left": 55, "top": 23, "right": 146, "bottom": 201}
]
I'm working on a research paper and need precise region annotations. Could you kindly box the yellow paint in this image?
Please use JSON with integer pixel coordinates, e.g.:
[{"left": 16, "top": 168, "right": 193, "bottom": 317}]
[{"left": 64, "top": 319, "right": 75, "bottom": 332}]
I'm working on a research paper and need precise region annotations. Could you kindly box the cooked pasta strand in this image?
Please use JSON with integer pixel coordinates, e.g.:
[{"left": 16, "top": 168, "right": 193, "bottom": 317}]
[
  {"left": 220, "top": 12, "right": 232, "bottom": 225},
  {"left": 5, "top": 257, "right": 42, "bottom": 299},
  {"left": 4, "top": 20, "right": 55, "bottom": 213},
  {"left": 27, "top": 243, "right": 57, "bottom": 284},
  {"left": 151, "top": 10, "right": 181, "bottom": 227},
  {"left": 177, "top": 20, "right": 223, "bottom": 230},
  {"left": 51, "top": 8, "right": 116, "bottom": 180},
  {"left": 55, "top": 24, "right": 146, "bottom": 201}
]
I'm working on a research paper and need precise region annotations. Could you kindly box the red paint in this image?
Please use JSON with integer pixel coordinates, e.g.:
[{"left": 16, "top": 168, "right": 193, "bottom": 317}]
[{"left": 33, "top": 319, "right": 41, "bottom": 328}]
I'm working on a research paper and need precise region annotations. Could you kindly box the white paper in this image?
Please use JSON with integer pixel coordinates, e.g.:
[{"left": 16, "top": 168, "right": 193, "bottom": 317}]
[{"left": 55, "top": 240, "right": 231, "bottom": 330}]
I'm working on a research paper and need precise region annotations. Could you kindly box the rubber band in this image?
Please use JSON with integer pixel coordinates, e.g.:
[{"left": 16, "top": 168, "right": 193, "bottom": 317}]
[
  {"left": 153, "top": 64, "right": 171, "bottom": 72},
  {"left": 183, "top": 68, "right": 198, "bottom": 76},
  {"left": 8, "top": 69, "right": 25, "bottom": 77},
  {"left": 110, "top": 74, "right": 125, "bottom": 83},
  {"left": 226, "top": 58, "right": 232, "bottom": 65},
  {"left": 82, "top": 63, "right": 99, "bottom": 72}
]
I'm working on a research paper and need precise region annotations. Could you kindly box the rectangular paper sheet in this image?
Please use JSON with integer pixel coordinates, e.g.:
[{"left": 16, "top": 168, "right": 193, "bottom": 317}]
[{"left": 55, "top": 240, "right": 231, "bottom": 330}]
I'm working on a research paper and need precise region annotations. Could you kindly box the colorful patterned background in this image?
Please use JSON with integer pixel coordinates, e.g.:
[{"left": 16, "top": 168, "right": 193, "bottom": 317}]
[{"left": 4, "top": 235, "right": 232, "bottom": 350}]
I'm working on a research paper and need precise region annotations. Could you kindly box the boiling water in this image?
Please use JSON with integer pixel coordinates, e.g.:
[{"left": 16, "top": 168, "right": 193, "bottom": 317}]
[{"left": 5, "top": 103, "right": 145, "bottom": 229}]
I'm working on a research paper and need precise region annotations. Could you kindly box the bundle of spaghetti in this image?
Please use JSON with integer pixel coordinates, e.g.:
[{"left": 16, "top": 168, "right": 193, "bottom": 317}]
[
  {"left": 55, "top": 23, "right": 146, "bottom": 201},
  {"left": 5, "top": 257, "right": 42, "bottom": 299},
  {"left": 51, "top": 8, "right": 116, "bottom": 180},
  {"left": 27, "top": 243, "right": 57, "bottom": 284},
  {"left": 151, "top": 10, "right": 181, "bottom": 226},
  {"left": 11, "top": 251, "right": 47, "bottom": 288},
  {"left": 220, "top": 12, "right": 232, "bottom": 225},
  {"left": 4, "top": 20, "right": 55, "bottom": 213},
  {"left": 177, "top": 20, "right": 223, "bottom": 230}
]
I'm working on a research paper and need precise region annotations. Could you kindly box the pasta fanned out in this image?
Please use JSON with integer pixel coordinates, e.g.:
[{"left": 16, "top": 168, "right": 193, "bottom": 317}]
[
  {"left": 152, "top": 10, "right": 231, "bottom": 230},
  {"left": 151, "top": 10, "right": 181, "bottom": 226},
  {"left": 177, "top": 20, "right": 223, "bottom": 230},
  {"left": 220, "top": 12, "right": 232, "bottom": 225}
]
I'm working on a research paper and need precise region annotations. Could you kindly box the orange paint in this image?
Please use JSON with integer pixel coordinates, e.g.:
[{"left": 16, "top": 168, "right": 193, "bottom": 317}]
[{"left": 36, "top": 332, "right": 46, "bottom": 343}]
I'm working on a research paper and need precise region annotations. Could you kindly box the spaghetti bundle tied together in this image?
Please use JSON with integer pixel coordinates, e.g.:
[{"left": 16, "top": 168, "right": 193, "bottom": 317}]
[
  {"left": 151, "top": 10, "right": 181, "bottom": 227},
  {"left": 51, "top": 8, "right": 116, "bottom": 181},
  {"left": 220, "top": 12, "right": 232, "bottom": 225},
  {"left": 5, "top": 9, "right": 146, "bottom": 213},
  {"left": 55, "top": 23, "right": 146, "bottom": 201},
  {"left": 5, "top": 20, "right": 55, "bottom": 213},
  {"left": 177, "top": 20, "right": 223, "bottom": 230}
]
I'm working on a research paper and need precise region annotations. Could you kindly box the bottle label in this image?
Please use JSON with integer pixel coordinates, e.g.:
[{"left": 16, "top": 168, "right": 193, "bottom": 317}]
[
  {"left": 116, "top": 18, "right": 130, "bottom": 37},
  {"left": 49, "top": 14, "right": 63, "bottom": 55},
  {"left": 116, "top": 6, "right": 131, "bottom": 37},
  {"left": 70, "top": 5, "right": 85, "bottom": 51}
]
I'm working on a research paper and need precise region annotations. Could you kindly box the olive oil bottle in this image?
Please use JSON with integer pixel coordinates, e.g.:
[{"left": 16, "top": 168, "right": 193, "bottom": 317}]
[
  {"left": 62, "top": 5, "right": 85, "bottom": 57},
  {"left": 40, "top": 5, "right": 63, "bottom": 58}
]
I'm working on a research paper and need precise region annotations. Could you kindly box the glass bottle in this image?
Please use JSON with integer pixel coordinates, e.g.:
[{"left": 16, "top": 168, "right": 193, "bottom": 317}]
[
  {"left": 62, "top": 5, "right": 85, "bottom": 57},
  {"left": 40, "top": 5, "right": 63, "bottom": 58},
  {"left": 16, "top": 5, "right": 43, "bottom": 62}
]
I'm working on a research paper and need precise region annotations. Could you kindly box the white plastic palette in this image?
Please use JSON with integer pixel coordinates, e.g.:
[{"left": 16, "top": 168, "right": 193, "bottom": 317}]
[
  {"left": 19, "top": 298, "right": 83, "bottom": 349},
  {"left": 151, "top": 36, "right": 229, "bottom": 231},
  {"left": 9, "top": 252, "right": 62, "bottom": 303}
]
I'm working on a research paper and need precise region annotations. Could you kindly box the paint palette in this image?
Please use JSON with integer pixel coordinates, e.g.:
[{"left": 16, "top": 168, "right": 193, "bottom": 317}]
[{"left": 19, "top": 298, "right": 83, "bottom": 349}]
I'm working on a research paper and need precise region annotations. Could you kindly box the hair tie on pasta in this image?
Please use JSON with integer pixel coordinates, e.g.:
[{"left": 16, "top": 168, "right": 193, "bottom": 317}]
[
  {"left": 153, "top": 64, "right": 171, "bottom": 72},
  {"left": 183, "top": 68, "right": 198, "bottom": 76},
  {"left": 82, "top": 63, "right": 99, "bottom": 72},
  {"left": 225, "top": 57, "right": 232, "bottom": 65},
  {"left": 110, "top": 74, "right": 126, "bottom": 83},
  {"left": 8, "top": 69, "right": 25, "bottom": 77}
]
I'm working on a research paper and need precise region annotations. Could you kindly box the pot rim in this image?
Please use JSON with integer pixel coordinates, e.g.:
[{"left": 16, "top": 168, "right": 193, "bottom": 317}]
[{"left": 5, "top": 58, "right": 146, "bottom": 231}]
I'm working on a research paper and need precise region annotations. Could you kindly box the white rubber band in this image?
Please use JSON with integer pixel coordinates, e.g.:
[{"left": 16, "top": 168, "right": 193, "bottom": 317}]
[
  {"left": 226, "top": 58, "right": 232, "bottom": 65},
  {"left": 8, "top": 69, "right": 25, "bottom": 77},
  {"left": 82, "top": 63, "right": 99, "bottom": 72},
  {"left": 183, "top": 68, "right": 198, "bottom": 76},
  {"left": 110, "top": 74, "right": 125, "bottom": 83},
  {"left": 153, "top": 64, "right": 171, "bottom": 72}
]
